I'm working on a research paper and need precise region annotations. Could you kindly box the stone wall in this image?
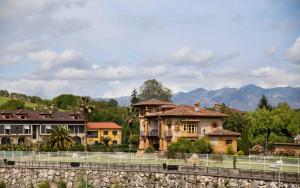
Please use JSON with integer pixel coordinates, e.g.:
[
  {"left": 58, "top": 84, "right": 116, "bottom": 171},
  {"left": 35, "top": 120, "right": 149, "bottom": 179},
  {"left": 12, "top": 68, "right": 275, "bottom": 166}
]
[{"left": 0, "top": 167, "right": 299, "bottom": 188}]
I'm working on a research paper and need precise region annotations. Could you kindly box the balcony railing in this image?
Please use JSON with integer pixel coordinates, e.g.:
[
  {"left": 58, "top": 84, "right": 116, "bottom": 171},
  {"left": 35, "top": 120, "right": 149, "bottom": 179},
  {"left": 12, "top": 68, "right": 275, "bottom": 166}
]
[
  {"left": 140, "top": 130, "right": 159, "bottom": 137},
  {"left": 181, "top": 132, "right": 199, "bottom": 138},
  {"left": 140, "top": 131, "right": 148, "bottom": 137},
  {"left": 164, "top": 131, "right": 173, "bottom": 137}
]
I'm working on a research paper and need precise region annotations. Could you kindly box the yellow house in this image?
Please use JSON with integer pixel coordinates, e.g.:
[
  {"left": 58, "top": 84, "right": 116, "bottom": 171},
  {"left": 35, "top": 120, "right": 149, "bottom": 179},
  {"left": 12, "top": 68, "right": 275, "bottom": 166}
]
[{"left": 86, "top": 122, "right": 122, "bottom": 145}]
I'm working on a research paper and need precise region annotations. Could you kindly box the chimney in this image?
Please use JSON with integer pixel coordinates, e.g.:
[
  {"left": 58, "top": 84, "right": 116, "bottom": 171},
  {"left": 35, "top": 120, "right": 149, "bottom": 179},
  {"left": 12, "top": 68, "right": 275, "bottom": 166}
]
[
  {"left": 194, "top": 102, "right": 200, "bottom": 112},
  {"left": 214, "top": 103, "right": 221, "bottom": 112}
]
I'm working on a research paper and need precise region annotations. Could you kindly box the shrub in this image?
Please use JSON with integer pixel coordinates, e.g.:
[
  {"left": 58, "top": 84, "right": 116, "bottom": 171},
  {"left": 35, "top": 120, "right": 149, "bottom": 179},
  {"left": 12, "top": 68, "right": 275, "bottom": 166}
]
[
  {"left": 76, "top": 177, "right": 94, "bottom": 188},
  {"left": 225, "top": 144, "right": 234, "bottom": 155},
  {"left": 167, "top": 138, "right": 192, "bottom": 158},
  {"left": 68, "top": 144, "right": 85, "bottom": 151},
  {"left": 233, "top": 155, "right": 237, "bottom": 169},
  {"left": 144, "top": 146, "right": 155, "bottom": 153},
  {"left": 58, "top": 179, "right": 67, "bottom": 188},
  {"left": 37, "top": 181, "right": 49, "bottom": 188},
  {"left": 128, "top": 134, "right": 140, "bottom": 146},
  {"left": 192, "top": 137, "right": 213, "bottom": 154},
  {"left": 0, "top": 181, "right": 6, "bottom": 188},
  {"left": 237, "top": 151, "right": 244, "bottom": 156}
]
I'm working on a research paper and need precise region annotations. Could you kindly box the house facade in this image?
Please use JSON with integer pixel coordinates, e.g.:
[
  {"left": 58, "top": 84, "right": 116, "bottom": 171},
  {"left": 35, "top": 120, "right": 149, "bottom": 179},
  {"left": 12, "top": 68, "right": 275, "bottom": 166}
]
[
  {"left": 0, "top": 109, "right": 85, "bottom": 145},
  {"left": 86, "top": 122, "right": 122, "bottom": 145},
  {"left": 134, "top": 99, "right": 240, "bottom": 153}
]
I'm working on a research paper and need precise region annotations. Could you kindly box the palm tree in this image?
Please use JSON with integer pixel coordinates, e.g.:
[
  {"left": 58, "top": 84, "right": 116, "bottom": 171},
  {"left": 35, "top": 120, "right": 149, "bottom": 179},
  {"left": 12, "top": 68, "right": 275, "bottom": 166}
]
[
  {"left": 124, "top": 107, "right": 138, "bottom": 139},
  {"left": 48, "top": 125, "right": 74, "bottom": 150},
  {"left": 78, "top": 96, "right": 94, "bottom": 151}
]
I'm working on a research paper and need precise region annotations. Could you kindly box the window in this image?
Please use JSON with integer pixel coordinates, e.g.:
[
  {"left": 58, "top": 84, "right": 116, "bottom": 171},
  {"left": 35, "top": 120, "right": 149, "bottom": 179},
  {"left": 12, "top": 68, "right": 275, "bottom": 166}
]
[
  {"left": 112, "top": 140, "right": 117, "bottom": 145},
  {"left": 5, "top": 129, "right": 10, "bottom": 134},
  {"left": 112, "top": 131, "right": 117, "bottom": 136},
  {"left": 203, "top": 129, "right": 206, "bottom": 135},
  {"left": 24, "top": 129, "right": 30, "bottom": 134},
  {"left": 212, "top": 122, "right": 218, "bottom": 129},
  {"left": 182, "top": 121, "right": 198, "bottom": 133},
  {"left": 226, "top": 140, "right": 232, "bottom": 145},
  {"left": 103, "top": 131, "right": 108, "bottom": 135},
  {"left": 5, "top": 115, "right": 10, "bottom": 119},
  {"left": 87, "top": 131, "right": 98, "bottom": 138}
]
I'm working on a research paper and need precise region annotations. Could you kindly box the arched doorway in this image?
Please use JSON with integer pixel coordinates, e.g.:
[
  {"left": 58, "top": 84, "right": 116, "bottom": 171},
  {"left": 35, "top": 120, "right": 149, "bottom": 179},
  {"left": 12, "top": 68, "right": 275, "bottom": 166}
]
[
  {"left": 1, "top": 137, "right": 11, "bottom": 145},
  {"left": 18, "top": 137, "right": 26, "bottom": 144},
  {"left": 74, "top": 136, "right": 81, "bottom": 144}
]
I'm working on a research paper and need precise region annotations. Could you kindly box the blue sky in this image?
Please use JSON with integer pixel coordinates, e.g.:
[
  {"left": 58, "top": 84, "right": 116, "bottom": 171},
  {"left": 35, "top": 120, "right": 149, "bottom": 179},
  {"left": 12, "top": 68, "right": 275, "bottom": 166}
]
[{"left": 0, "top": 0, "right": 300, "bottom": 98}]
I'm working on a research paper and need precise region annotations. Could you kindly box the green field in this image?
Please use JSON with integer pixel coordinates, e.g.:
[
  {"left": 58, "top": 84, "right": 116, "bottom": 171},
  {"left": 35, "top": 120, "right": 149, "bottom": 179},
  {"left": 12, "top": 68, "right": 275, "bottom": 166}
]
[{"left": 0, "top": 96, "right": 38, "bottom": 108}]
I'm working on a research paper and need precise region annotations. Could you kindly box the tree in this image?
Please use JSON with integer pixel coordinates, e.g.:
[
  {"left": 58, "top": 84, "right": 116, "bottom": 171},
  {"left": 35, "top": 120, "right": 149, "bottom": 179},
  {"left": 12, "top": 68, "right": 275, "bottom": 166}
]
[
  {"left": 47, "top": 125, "right": 74, "bottom": 150},
  {"left": 124, "top": 107, "right": 139, "bottom": 139},
  {"left": 100, "top": 136, "right": 111, "bottom": 146},
  {"left": 138, "top": 79, "right": 172, "bottom": 101},
  {"left": 130, "top": 89, "right": 139, "bottom": 105},
  {"left": 257, "top": 95, "right": 273, "bottom": 111},
  {"left": 53, "top": 94, "right": 78, "bottom": 110},
  {"left": 128, "top": 134, "right": 140, "bottom": 146},
  {"left": 191, "top": 137, "right": 213, "bottom": 154},
  {"left": 0, "top": 100, "right": 25, "bottom": 110},
  {"left": 107, "top": 99, "right": 118, "bottom": 107},
  {"left": 0, "top": 90, "right": 9, "bottom": 97},
  {"left": 225, "top": 144, "right": 234, "bottom": 155},
  {"left": 167, "top": 138, "right": 192, "bottom": 158},
  {"left": 78, "top": 96, "right": 94, "bottom": 151}
]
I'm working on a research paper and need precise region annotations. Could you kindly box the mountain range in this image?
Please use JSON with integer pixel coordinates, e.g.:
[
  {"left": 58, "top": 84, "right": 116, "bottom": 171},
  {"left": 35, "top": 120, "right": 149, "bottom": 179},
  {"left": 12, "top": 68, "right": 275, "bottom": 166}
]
[{"left": 96, "top": 85, "right": 300, "bottom": 111}]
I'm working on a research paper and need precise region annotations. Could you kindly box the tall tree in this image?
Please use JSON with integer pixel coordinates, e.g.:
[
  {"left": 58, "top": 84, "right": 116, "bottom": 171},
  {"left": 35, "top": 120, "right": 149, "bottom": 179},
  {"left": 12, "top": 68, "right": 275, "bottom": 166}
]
[
  {"left": 0, "top": 99, "right": 25, "bottom": 110},
  {"left": 53, "top": 94, "right": 78, "bottom": 110},
  {"left": 257, "top": 95, "right": 273, "bottom": 111},
  {"left": 130, "top": 89, "right": 139, "bottom": 105},
  {"left": 78, "top": 96, "right": 94, "bottom": 151},
  {"left": 138, "top": 79, "right": 172, "bottom": 101},
  {"left": 48, "top": 125, "right": 74, "bottom": 150},
  {"left": 108, "top": 99, "right": 118, "bottom": 107}
]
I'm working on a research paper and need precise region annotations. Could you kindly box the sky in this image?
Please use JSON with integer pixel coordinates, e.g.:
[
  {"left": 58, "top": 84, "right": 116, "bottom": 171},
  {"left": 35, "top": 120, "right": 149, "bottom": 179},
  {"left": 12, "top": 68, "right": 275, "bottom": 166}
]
[{"left": 0, "top": 0, "right": 300, "bottom": 99}]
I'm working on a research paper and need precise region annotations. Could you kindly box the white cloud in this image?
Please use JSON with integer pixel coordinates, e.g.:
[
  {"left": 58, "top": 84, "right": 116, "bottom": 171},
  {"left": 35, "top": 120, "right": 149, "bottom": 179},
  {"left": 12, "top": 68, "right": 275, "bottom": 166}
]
[
  {"left": 264, "top": 45, "right": 278, "bottom": 56},
  {"left": 287, "top": 36, "right": 300, "bottom": 64},
  {"left": 0, "top": 56, "right": 20, "bottom": 65},
  {"left": 251, "top": 66, "right": 300, "bottom": 87},
  {"left": 1, "top": 79, "right": 72, "bottom": 98},
  {"left": 172, "top": 47, "right": 214, "bottom": 64},
  {"left": 28, "top": 49, "right": 57, "bottom": 63}
]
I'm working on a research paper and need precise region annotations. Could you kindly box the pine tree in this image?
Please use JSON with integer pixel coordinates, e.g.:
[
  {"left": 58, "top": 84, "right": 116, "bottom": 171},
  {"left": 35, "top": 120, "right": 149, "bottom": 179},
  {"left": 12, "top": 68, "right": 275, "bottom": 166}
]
[
  {"left": 257, "top": 94, "right": 273, "bottom": 111},
  {"left": 130, "top": 89, "right": 139, "bottom": 105}
]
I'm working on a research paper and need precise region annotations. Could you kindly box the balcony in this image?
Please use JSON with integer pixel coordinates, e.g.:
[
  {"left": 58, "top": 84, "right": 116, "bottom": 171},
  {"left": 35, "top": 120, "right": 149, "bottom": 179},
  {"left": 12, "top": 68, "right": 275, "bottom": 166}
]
[
  {"left": 181, "top": 132, "right": 199, "bottom": 138},
  {"left": 148, "top": 130, "right": 158, "bottom": 137},
  {"left": 164, "top": 131, "right": 173, "bottom": 137}
]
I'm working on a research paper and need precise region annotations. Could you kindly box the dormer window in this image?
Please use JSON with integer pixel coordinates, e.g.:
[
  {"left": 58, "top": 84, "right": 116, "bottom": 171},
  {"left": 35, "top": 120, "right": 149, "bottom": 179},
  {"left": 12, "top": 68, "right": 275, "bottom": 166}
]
[
  {"left": 20, "top": 115, "right": 27, "bottom": 119},
  {"left": 5, "top": 115, "right": 10, "bottom": 119},
  {"left": 212, "top": 122, "right": 218, "bottom": 129}
]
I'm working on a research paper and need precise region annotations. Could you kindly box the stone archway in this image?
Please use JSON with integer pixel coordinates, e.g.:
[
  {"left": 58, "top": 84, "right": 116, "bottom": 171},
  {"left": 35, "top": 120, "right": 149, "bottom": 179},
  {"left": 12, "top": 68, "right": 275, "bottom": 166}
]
[
  {"left": 1, "top": 137, "right": 11, "bottom": 145},
  {"left": 18, "top": 136, "right": 26, "bottom": 144},
  {"left": 74, "top": 136, "right": 81, "bottom": 144}
]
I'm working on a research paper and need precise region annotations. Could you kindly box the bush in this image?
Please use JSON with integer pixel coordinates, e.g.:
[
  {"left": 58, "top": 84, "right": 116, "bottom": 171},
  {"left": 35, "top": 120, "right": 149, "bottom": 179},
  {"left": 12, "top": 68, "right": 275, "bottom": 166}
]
[
  {"left": 0, "top": 181, "right": 6, "bottom": 188},
  {"left": 144, "top": 146, "right": 155, "bottom": 153},
  {"left": 237, "top": 151, "right": 244, "bottom": 156},
  {"left": 192, "top": 137, "right": 213, "bottom": 154},
  {"left": 167, "top": 138, "right": 192, "bottom": 158},
  {"left": 37, "top": 181, "right": 49, "bottom": 188},
  {"left": 58, "top": 179, "right": 67, "bottom": 188},
  {"left": 225, "top": 144, "right": 234, "bottom": 155},
  {"left": 128, "top": 134, "right": 140, "bottom": 146},
  {"left": 233, "top": 155, "right": 237, "bottom": 169},
  {"left": 68, "top": 144, "right": 85, "bottom": 151}
]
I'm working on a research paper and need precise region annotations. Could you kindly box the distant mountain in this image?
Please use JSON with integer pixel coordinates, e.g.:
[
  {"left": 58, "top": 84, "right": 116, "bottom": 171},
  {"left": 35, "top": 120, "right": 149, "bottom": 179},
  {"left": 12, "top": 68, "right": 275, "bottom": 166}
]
[{"left": 108, "top": 85, "right": 300, "bottom": 111}]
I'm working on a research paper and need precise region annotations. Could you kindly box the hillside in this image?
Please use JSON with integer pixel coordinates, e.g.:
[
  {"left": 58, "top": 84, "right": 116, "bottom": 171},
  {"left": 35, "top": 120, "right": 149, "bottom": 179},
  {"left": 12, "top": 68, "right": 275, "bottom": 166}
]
[
  {"left": 110, "top": 85, "right": 300, "bottom": 111},
  {"left": 0, "top": 96, "right": 38, "bottom": 109}
]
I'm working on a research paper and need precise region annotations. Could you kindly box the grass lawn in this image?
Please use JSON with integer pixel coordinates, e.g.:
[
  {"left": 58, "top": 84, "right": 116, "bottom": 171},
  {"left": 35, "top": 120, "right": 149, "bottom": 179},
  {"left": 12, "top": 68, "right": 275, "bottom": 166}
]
[{"left": 0, "top": 96, "right": 38, "bottom": 108}]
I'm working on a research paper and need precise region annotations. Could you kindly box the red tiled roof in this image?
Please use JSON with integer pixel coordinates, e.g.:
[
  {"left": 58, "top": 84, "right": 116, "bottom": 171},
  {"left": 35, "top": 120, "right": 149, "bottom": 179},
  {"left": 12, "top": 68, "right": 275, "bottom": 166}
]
[
  {"left": 133, "top": 99, "right": 173, "bottom": 106},
  {"left": 87, "top": 122, "right": 121, "bottom": 129},
  {"left": 145, "top": 105, "right": 228, "bottom": 117},
  {"left": 205, "top": 128, "right": 240, "bottom": 136},
  {"left": 0, "top": 109, "right": 84, "bottom": 122}
]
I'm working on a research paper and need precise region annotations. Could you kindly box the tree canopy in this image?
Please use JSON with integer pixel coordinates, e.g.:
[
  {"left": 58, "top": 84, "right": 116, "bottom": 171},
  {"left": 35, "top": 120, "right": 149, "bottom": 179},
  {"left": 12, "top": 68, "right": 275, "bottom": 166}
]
[
  {"left": 53, "top": 94, "right": 79, "bottom": 110},
  {"left": 257, "top": 94, "right": 273, "bottom": 111},
  {"left": 0, "top": 100, "right": 25, "bottom": 110},
  {"left": 138, "top": 79, "right": 172, "bottom": 101}
]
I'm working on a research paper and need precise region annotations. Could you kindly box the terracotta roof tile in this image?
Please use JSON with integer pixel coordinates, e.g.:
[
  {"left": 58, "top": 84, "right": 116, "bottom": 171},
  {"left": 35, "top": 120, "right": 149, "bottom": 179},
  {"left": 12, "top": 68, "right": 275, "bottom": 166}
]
[
  {"left": 145, "top": 105, "right": 228, "bottom": 117},
  {"left": 87, "top": 122, "right": 121, "bottom": 129},
  {"left": 133, "top": 99, "right": 173, "bottom": 106},
  {"left": 205, "top": 128, "right": 240, "bottom": 136}
]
